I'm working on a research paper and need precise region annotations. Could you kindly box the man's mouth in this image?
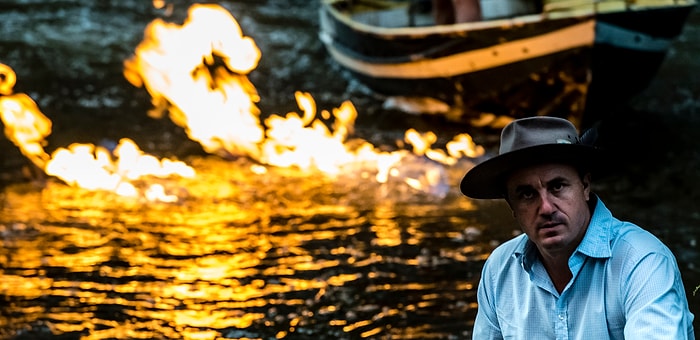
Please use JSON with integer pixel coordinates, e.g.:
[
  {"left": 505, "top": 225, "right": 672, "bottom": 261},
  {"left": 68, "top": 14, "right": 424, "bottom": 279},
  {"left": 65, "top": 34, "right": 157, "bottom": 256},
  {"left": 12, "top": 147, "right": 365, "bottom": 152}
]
[{"left": 539, "top": 222, "right": 562, "bottom": 231}]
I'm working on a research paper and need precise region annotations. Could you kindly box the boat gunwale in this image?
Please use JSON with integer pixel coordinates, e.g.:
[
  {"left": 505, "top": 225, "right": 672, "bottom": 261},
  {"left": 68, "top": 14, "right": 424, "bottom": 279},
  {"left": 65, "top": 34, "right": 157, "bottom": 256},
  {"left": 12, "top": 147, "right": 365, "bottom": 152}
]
[{"left": 320, "top": 20, "right": 596, "bottom": 79}]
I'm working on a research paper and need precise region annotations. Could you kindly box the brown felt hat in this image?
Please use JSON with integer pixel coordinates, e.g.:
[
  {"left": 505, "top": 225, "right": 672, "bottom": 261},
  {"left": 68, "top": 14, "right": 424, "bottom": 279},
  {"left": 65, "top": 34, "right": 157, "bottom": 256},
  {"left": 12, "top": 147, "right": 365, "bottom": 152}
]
[{"left": 460, "top": 116, "right": 600, "bottom": 199}]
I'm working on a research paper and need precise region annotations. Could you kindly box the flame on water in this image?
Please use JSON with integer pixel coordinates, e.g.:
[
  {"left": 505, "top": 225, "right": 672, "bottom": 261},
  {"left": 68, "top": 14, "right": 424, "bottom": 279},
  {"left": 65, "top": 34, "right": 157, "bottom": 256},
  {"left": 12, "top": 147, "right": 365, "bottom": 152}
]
[
  {"left": 124, "top": 3, "right": 484, "bottom": 187},
  {"left": 123, "top": 4, "right": 264, "bottom": 160},
  {"left": 45, "top": 139, "right": 195, "bottom": 201},
  {"left": 0, "top": 64, "right": 51, "bottom": 169},
  {"left": 0, "top": 3, "right": 485, "bottom": 201},
  {"left": 0, "top": 63, "right": 195, "bottom": 202}
]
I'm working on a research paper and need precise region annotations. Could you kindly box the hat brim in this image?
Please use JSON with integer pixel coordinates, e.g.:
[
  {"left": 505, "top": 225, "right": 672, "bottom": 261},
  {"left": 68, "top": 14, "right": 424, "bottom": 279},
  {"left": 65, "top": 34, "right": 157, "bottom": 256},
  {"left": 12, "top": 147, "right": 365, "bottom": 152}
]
[{"left": 460, "top": 144, "right": 600, "bottom": 199}]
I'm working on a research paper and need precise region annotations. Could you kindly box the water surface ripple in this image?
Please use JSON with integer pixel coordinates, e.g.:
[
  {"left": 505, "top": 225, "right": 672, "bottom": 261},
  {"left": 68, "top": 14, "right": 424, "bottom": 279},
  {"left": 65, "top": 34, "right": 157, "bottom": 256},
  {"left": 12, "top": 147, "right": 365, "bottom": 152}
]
[{"left": 1, "top": 157, "right": 515, "bottom": 339}]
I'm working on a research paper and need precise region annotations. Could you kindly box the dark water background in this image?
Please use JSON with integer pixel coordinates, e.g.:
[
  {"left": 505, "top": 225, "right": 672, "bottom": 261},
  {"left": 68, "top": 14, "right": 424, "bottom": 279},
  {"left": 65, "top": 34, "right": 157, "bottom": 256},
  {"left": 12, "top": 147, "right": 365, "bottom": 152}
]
[{"left": 0, "top": 1, "right": 699, "bottom": 339}]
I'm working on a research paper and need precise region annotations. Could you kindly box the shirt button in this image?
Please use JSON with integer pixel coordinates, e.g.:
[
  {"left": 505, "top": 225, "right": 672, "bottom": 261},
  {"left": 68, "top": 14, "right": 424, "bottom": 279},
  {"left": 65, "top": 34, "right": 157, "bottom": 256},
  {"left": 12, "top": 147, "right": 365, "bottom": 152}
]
[{"left": 558, "top": 315, "right": 565, "bottom": 321}]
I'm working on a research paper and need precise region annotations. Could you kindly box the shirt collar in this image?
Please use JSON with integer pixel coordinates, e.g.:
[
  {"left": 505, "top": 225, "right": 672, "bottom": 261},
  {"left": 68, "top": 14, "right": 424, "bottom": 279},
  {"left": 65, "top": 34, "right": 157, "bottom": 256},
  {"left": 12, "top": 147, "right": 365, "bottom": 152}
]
[{"left": 575, "top": 194, "right": 613, "bottom": 259}]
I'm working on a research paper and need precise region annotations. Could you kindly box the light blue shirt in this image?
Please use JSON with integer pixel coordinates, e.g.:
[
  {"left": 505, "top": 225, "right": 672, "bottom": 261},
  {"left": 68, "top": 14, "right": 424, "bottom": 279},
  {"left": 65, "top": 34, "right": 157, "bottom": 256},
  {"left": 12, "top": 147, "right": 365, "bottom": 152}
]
[{"left": 472, "top": 196, "right": 695, "bottom": 339}]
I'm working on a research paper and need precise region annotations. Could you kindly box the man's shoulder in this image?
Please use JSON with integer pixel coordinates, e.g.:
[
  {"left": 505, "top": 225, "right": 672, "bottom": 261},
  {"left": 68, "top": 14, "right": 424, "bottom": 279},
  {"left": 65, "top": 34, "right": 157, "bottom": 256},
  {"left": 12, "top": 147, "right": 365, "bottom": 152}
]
[
  {"left": 487, "top": 233, "right": 528, "bottom": 261},
  {"left": 592, "top": 198, "right": 674, "bottom": 258},
  {"left": 480, "top": 234, "right": 533, "bottom": 288},
  {"left": 611, "top": 221, "right": 676, "bottom": 259}
]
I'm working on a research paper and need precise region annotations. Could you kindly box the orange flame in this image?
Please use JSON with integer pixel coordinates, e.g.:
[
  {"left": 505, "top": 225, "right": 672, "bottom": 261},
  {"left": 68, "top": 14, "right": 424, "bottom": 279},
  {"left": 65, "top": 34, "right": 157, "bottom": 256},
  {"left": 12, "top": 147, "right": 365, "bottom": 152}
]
[
  {"left": 259, "top": 92, "right": 364, "bottom": 174},
  {"left": 124, "top": 3, "right": 264, "bottom": 159},
  {"left": 124, "top": 3, "right": 485, "bottom": 193},
  {"left": 44, "top": 138, "right": 195, "bottom": 200},
  {"left": 1, "top": 3, "right": 486, "bottom": 200},
  {"left": 0, "top": 63, "right": 195, "bottom": 202},
  {"left": 0, "top": 64, "right": 51, "bottom": 169}
]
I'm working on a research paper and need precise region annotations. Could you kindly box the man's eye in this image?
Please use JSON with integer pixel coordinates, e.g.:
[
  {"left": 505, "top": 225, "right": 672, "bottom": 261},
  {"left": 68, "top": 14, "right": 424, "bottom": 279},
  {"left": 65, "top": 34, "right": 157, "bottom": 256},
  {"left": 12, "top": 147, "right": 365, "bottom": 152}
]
[
  {"left": 519, "top": 191, "right": 534, "bottom": 200},
  {"left": 551, "top": 182, "right": 566, "bottom": 191}
]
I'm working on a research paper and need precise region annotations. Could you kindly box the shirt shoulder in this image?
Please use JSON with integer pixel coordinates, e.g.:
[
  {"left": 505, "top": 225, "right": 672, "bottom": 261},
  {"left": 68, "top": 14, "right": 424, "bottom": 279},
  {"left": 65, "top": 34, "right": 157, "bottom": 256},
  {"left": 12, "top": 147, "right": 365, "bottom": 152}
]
[
  {"left": 481, "top": 233, "right": 529, "bottom": 277},
  {"left": 610, "top": 220, "right": 677, "bottom": 261},
  {"left": 487, "top": 233, "right": 527, "bottom": 260},
  {"left": 586, "top": 197, "right": 676, "bottom": 261}
]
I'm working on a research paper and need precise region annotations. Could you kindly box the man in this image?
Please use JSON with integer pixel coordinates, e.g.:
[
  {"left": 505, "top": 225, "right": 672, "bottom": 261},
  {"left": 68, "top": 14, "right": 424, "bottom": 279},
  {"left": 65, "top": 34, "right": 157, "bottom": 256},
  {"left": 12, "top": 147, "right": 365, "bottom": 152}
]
[{"left": 460, "top": 116, "right": 695, "bottom": 339}]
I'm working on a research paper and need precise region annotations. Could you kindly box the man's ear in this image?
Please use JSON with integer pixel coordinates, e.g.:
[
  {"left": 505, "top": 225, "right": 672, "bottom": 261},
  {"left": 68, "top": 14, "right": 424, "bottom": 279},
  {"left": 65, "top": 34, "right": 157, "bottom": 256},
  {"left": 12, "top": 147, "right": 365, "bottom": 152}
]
[
  {"left": 504, "top": 195, "right": 516, "bottom": 216},
  {"left": 582, "top": 172, "right": 591, "bottom": 200}
]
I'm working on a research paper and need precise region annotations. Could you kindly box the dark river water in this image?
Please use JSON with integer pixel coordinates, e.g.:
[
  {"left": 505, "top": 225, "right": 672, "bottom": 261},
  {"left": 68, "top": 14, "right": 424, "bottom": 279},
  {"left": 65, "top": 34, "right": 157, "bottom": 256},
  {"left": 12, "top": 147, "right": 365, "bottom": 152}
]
[{"left": 1, "top": 1, "right": 699, "bottom": 339}]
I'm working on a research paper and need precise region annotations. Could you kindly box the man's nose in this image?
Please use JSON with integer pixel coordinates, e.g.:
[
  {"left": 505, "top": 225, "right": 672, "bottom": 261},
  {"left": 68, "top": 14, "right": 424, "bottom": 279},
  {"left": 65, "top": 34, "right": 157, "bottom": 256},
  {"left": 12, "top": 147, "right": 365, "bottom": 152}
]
[{"left": 538, "top": 192, "right": 556, "bottom": 216}]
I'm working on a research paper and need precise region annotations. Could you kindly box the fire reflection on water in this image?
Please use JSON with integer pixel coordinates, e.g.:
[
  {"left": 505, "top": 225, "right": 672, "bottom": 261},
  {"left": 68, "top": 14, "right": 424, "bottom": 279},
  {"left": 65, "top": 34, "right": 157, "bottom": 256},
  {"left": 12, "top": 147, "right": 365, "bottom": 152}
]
[
  {"left": 0, "top": 157, "right": 509, "bottom": 339},
  {"left": 0, "top": 2, "right": 506, "bottom": 339}
]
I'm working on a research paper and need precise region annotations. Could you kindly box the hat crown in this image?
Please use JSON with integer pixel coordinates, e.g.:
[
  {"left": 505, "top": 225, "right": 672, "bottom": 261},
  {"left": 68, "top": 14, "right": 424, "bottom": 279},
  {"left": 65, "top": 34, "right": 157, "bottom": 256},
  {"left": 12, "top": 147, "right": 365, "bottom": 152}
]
[
  {"left": 460, "top": 116, "right": 598, "bottom": 199},
  {"left": 499, "top": 117, "right": 579, "bottom": 155}
]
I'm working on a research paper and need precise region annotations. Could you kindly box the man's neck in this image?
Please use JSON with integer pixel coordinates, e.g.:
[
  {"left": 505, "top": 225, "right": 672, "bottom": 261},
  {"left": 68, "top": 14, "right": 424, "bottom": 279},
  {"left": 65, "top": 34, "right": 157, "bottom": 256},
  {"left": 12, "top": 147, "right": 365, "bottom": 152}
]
[{"left": 539, "top": 250, "right": 574, "bottom": 293}]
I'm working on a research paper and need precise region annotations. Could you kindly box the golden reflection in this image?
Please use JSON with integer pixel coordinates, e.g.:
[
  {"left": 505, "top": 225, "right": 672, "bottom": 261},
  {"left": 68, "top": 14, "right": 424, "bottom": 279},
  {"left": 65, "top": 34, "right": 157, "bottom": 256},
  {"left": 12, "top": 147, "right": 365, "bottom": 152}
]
[
  {"left": 0, "top": 183, "right": 489, "bottom": 339},
  {"left": 343, "top": 319, "right": 372, "bottom": 332},
  {"left": 0, "top": 3, "right": 495, "bottom": 339},
  {"left": 361, "top": 327, "right": 383, "bottom": 338},
  {"left": 371, "top": 203, "right": 402, "bottom": 247},
  {"left": 180, "top": 329, "right": 219, "bottom": 340},
  {"left": 0, "top": 155, "right": 494, "bottom": 338},
  {"left": 0, "top": 275, "right": 53, "bottom": 299}
]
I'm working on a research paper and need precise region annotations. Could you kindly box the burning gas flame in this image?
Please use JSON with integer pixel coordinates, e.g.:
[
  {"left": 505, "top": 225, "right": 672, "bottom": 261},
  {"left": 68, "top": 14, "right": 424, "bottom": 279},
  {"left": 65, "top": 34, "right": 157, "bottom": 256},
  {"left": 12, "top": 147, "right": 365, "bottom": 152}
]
[
  {"left": 45, "top": 139, "right": 195, "bottom": 201},
  {"left": 0, "top": 63, "right": 195, "bottom": 202},
  {"left": 123, "top": 4, "right": 264, "bottom": 159},
  {"left": 0, "top": 64, "right": 51, "bottom": 169},
  {"left": 1, "top": 3, "right": 485, "bottom": 201},
  {"left": 124, "top": 3, "right": 484, "bottom": 193}
]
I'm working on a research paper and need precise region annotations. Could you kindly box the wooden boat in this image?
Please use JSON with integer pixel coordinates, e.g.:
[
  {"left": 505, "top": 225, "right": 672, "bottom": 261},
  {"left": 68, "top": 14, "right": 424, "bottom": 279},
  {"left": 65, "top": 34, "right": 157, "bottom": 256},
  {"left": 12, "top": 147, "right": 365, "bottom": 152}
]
[{"left": 319, "top": 0, "right": 697, "bottom": 127}]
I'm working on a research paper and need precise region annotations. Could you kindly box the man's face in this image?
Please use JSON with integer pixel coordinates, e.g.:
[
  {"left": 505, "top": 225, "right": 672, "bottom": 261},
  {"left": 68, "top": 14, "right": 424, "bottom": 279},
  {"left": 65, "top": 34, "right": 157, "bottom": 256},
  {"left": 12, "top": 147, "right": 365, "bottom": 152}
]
[{"left": 505, "top": 163, "right": 591, "bottom": 256}]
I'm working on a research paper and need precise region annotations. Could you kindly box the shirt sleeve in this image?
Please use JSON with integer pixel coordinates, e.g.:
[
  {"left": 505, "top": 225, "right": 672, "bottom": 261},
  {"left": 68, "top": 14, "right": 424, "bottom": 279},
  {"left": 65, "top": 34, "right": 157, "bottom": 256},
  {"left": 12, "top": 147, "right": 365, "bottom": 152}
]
[
  {"left": 622, "top": 251, "right": 695, "bottom": 339},
  {"left": 472, "top": 257, "right": 504, "bottom": 340}
]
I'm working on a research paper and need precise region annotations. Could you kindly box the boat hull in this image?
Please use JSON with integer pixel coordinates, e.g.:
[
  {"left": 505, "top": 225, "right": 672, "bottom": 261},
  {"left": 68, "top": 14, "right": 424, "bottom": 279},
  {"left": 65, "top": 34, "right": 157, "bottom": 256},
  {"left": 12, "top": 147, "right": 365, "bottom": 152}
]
[
  {"left": 319, "top": 0, "right": 696, "bottom": 126},
  {"left": 586, "top": 7, "right": 695, "bottom": 117}
]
